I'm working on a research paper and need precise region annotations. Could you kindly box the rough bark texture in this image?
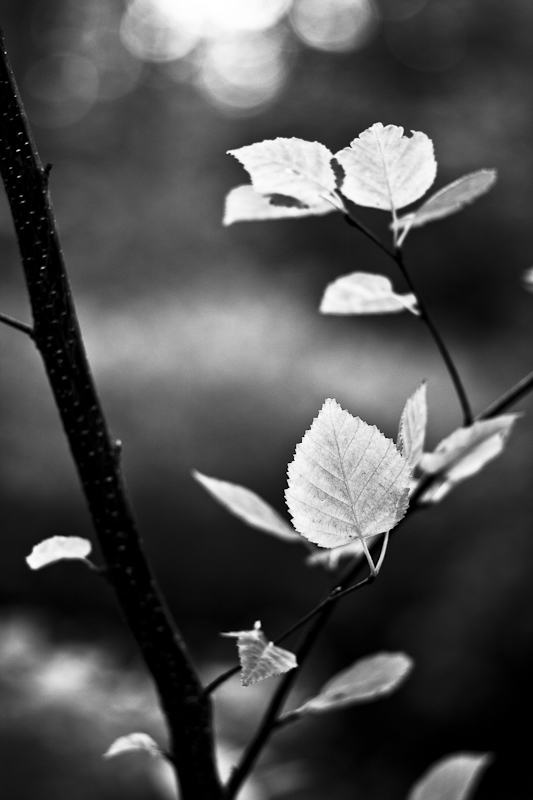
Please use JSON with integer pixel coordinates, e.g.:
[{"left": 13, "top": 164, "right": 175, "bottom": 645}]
[{"left": 0, "top": 28, "right": 223, "bottom": 800}]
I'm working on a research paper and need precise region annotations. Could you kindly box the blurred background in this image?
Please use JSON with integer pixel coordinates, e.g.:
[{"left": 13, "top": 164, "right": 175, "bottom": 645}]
[{"left": 1, "top": 0, "right": 533, "bottom": 797}]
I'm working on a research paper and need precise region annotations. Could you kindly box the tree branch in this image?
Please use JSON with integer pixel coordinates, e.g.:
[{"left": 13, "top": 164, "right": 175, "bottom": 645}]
[{"left": 0, "top": 28, "right": 222, "bottom": 800}]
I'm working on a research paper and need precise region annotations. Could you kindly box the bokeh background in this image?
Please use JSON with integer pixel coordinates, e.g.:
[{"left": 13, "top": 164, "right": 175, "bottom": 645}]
[{"left": 1, "top": 0, "right": 533, "bottom": 798}]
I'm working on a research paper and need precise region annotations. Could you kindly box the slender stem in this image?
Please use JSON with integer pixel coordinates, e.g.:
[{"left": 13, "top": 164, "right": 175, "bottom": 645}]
[
  {"left": 0, "top": 310, "right": 33, "bottom": 336},
  {"left": 477, "top": 369, "right": 533, "bottom": 419}
]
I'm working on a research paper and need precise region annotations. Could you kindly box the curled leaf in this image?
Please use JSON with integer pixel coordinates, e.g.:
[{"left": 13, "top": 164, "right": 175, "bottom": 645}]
[
  {"left": 398, "top": 382, "right": 428, "bottom": 469},
  {"left": 26, "top": 536, "right": 92, "bottom": 570},
  {"left": 228, "top": 138, "right": 337, "bottom": 206},
  {"left": 287, "top": 652, "right": 413, "bottom": 718},
  {"left": 192, "top": 470, "right": 300, "bottom": 543},
  {"left": 222, "top": 621, "right": 297, "bottom": 686},
  {"left": 407, "top": 753, "right": 491, "bottom": 800},
  {"left": 103, "top": 732, "right": 162, "bottom": 760},
  {"left": 285, "top": 399, "right": 411, "bottom": 550},
  {"left": 335, "top": 123, "right": 436, "bottom": 212},
  {"left": 223, "top": 184, "right": 335, "bottom": 226},
  {"left": 320, "top": 272, "right": 418, "bottom": 316},
  {"left": 394, "top": 169, "right": 497, "bottom": 245}
]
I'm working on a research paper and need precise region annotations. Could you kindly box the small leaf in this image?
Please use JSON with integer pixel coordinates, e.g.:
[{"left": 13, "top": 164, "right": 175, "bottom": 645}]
[
  {"left": 285, "top": 399, "right": 411, "bottom": 550},
  {"left": 228, "top": 138, "right": 337, "bottom": 207},
  {"left": 407, "top": 753, "right": 491, "bottom": 800},
  {"left": 223, "top": 184, "right": 335, "bottom": 225},
  {"left": 222, "top": 621, "right": 297, "bottom": 686},
  {"left": 103, "top": 732, "right": 162, "bottom": 760},
  {"left": 522, "top": 266, "right": 533, "bottom": 293},
  {"left": 193, "top": 470, "right": 300, "bottom": 543},
  {"left": 26, "top": 536, "right": 92, "bottom": 570},
  {"left": 320, "top": 272, "right": 418, "bottom": 316},
  {"left": 335, "top": 123, "right": 436, "bottom": 213},
  {"left": 398, "top": 382, "right": 428, "bottom": 468},
  {"left": 394, "top": 170, "right": 497, "bottom": 243},
  {"left": 306, "top": 539, "right": 365, "bottom": 570},
  {"left": 289, "top": 652, "right": 413, "bottom": 717}
]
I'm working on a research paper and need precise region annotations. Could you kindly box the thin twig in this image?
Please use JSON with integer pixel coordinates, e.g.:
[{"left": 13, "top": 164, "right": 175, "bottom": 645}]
[
  {"left": 477, "top": 369, "right": 533, "bottom": 419},
  {"left": 0, "top": 311, "right": 33, "bottom": 336}
]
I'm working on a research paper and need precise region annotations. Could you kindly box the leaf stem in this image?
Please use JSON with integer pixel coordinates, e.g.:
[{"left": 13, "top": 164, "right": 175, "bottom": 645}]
[
  {"left": 0, "top": 311, "right": 33, "bottom": 337},
  {"left": 477, "top": 368, "right": 533, "bottom": 419}
]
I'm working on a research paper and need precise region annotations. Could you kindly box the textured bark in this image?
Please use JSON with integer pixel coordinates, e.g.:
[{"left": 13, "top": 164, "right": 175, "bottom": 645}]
[{"left": 0, "top": 28, "right": 222, "bottom": 800}]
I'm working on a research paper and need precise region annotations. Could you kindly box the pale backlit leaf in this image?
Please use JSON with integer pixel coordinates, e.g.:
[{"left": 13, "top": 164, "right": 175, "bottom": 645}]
[
  {"left": 228, "top": 138, "right": 337, "bottom": 206},
  {"left": 285, "top": 399, "right": 411, "bottom": 550},
  {"left": 26, "top": 536, "right": 92, "bottom": 570},
  {"left": 306, "top": 539, "right": 365, "bottom": 570},
  {"left": 320, "top": 272, "right": 418, "bottom": 316},
  {"left": 335, "top": 123, "right": 436, "bottom": 212},
  {"left": 222, "top": 621, "right": 297, "bottom": 686},
  {"left": 398, "top": 382, "right": 427, "bottom": 468},
  {"left": 288, "top": 652, "right": 413, "bottom": 717},
  {"left": 103, "top": 732, "right": 162, "bottom": 760},
  {"left": 192, "top": 470, "right": 299, "bottom": 543},
  {"left": 223, "top": 184, "right": 335, "bottom": 225},
  {"left": 407, "top": 753, "right": 491, "bottom": 800},
  {"left": 394, "top": 169, "right": 497, "bottom": 244},
  {"left": 522, "top": 266, "right": 533, "bottom": 292}
]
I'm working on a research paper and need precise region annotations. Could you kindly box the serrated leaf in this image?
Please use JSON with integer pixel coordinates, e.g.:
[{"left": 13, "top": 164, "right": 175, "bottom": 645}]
[
  {"left": 103, "top": 732, "right": 162, "bottom": 760},
  {"left": 192, "top": 470, "right": 300, "bottom": 543},
  {"left": 320, "top": 272, "right": 418, "bottom": 316},
  {"left": 394, "top": 169, "right": 497, "bottom": 245},
  {"left": 223, "top": 184, "right": 335, "bottom": 225},
  {"left": 222, "top": 621, "right": 297, "bottom": 686},
  {"left": 407, "top": 753, "right": 491, "bottom": 800},
  {"left": 228, "top": 138, "right": 337, "bottom": 207},
  {"left": 289, "top": 652, "right": 413, "bottom": 717},
  {"left": 335, "top": 123, "right": 436, "bottom": 213},
  {"left": 285, "top": 399, "right": 411, "bottom": 550},
  {"left": 306, "top": 539, "right": 365, "bottom": 570},
  {"left": 26, "top": 536, "right": 92, "bottom": 570},
  {"left": 398, "top": 382, "right": 427, "bottom": 468},
  {"left": 522, "top": 266, "right": 533, "bottom": 292}
]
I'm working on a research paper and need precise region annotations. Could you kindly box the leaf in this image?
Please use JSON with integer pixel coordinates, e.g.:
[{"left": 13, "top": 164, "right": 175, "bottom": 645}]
[
  {"left": 394, "top": 169, "right": 497, "bottom": 245},
  {"left": 398, "top": 382, "right": 427, "bottom": 468},
  {"left": 522, "top": 266, "right": 533, "bottom": 293},
  {"left": 103, "top": 733, "right": 162, "bottom": 760},
  {"left": 407, "top": 753, "right": 491, "bottom": 800},
  {"left": 285, "top": 399, "right": 411, "bottom": 550},
  {"left": 335, "top": 123, "right": 436, "bottom": 212},
  {"left": 26, "top": 536, "right": 92, "bottom": 570},
  {"left": 306, "top": 539, "right": 365, "bottom": 570},
  {"left": 222, "top": 621, "right": 297, "bottom": 686},
  {"left": 320, "top": 272, "right": 418, "bottom": 316},
  {"left": 288, "top": 652, "right": 413, "bottom": 717},
  {"left": 192, "top": 470, "right": 300, "bottom": 543},
  {"left": 228, "top": 138, "right": 337, "bottom": 207},
  {"left": 223, "top": 184, "right": 335, "bottom": 225}
]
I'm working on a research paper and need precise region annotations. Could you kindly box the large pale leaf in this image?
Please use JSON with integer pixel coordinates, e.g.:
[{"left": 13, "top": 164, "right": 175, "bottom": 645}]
[
  {"left": 288, "top": 652, "right": 413, "bottom": 717},
  {"left": 320, "top": 272, "right": 418, "bottom": 315},
  {"left": 407, "top": 753, "right": 491, "bottom": 800},
  {"left": 398, "top": 382, "right": 427, "bottom": 468},
  {"left": 335, "top": 123, "right": 436, "bottom": 212},
  {"left": 223, "top": 184, "right": 335, "bottom": 225},
  {"left": 103, "top": 733, "right": 162, "bottom": 760},
  {"left": 192, "top": 470, "right": 299, "bottom": 543},
  {"left": 285, "top": 399, "right": 411, "bottom": 549},
  {"left": 26, "top": 536, "right": 92, "bottom": 570},
  {"left": 228, "top": 138, "right": 337, "bottom": 206},
  {"left": 222, "top": 621, "right": 297, "bottom": 686},
  {"left": 394, "top": 169, "right": 497, "bottom": 244}
]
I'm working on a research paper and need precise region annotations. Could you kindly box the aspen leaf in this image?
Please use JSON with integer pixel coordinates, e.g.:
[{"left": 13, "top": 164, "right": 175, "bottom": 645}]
[
  {"left": 103, "top": 733, "right": 162, "bottom": 760},
  {"left": 26, "top": 536, "right": 92, "bottom": 570},
  {"left": 398, "top": 382, "right": 427, "bottom": 468},
  {"left": 335, "top": 123, "right": 436, "bottom": 212},
  {"left": 222, "top": 621, "right": 297, "bottom": 686},
  {"left": 394, "top": 169, "right": 497, "bottom": 244},
  {"left": 285, "top": 399, "right": 411, "bottom": 550},
  {"left": 288, "top": 652, "right": 413, "bottom": 717},
  {"left": 407, "top": 753, "right": 491, "bottom": 800},
  {"left": 228, "top": 138, "right": 337, "bottom": 207},
  {"left": 223, "top": 184, "right": 335, "bottom": 225},
  {"left": 320, "top": 272, "right": 418, "bottom": 316},
  {"left": 192, "top": 470, "right": 300, "bottom": 543}
]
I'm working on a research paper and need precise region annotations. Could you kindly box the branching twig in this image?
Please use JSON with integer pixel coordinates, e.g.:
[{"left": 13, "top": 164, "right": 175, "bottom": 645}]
[
  {"left": 0, "top": 310, "right": 33, "bottom": 336},
  {"left": 477, "top": 368, "right": 533, "bottom": 419}
]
